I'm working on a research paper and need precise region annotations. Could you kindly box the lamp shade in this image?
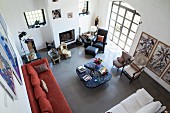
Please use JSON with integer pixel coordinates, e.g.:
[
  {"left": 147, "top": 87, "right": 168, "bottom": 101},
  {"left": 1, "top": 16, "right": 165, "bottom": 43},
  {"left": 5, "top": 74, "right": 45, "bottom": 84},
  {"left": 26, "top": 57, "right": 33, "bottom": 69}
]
[
  {"left": 134, "top": 52, "right": 149, "bottom": 66},
  {"left": 90, "top": 26, "right": 97, "bottom": 32}
]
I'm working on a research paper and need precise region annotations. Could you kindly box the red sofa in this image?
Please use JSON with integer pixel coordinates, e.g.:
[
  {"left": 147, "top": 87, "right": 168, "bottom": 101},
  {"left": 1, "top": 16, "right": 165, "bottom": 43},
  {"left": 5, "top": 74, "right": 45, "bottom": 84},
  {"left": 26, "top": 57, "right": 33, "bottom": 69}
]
[{"left": 22, "top": 58, "right": 72, "bottom": 113}]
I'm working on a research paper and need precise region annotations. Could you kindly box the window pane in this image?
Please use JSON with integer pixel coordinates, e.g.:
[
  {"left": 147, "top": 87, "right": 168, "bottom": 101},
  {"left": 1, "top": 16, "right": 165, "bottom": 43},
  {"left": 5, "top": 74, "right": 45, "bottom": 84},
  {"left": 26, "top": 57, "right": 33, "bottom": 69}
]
[
  {"left": 108, "top": 32, "right": 113, "bottom": 40},
  {"left": 110, "top": 20, "right": 115, "bottom": 27},
  {"left": 109, "top": 26, "right": 114, "bottom": 33},
  {"left": 118, "top": 40, "right": 125, "bottom": 48},
  {"left": 122, "top": 27, "right": 128, "bottom": 35},
  {"left": 120, "top": 34, "right": 127, "bottom": 42},
  {"left": 131, "top": 23, "right": 138, "bottom": 32},
  {"left": 125, "top": 45, "right": 130, "bottom": 52},
  {"left": 111, "top": 13, "right": 117, "bottom": 21},
  {"left": 115, "top": 23, "right": 121, "bottom": 31},
  {"left": 119, "top": 7, "right": 125, "bottom": 17},
  {"left": 125, "top": 11, "right": 133, "bottom": 20},
  {"left": 129, "top": 31, "right": 135, "bottom": 39},
  {"left": 121, "top": 2, "right": 134, "bottom": 10},
  {"left": 112, "top": 5, "right": 118, "bottom": 13},
  {"left": 133, "top": 14, "right": 140, "bottom": 24},
  {"left": 113, "top": 36, "right": 119, "bottom": 44},
  {"left": 126, "top": 38, "right": 133, "bottom": 46},
  {"left": 114, "top": 2, "right": 119, "bottom": 5},
  {"left": 117, "top": 16, "right": 123, "bottom": 24},
  {"left": 124, "top": 19, "right": 131, "bottom": 28},
  {"left": 114, "top": 30, "right": 120, "bottom": 37}
]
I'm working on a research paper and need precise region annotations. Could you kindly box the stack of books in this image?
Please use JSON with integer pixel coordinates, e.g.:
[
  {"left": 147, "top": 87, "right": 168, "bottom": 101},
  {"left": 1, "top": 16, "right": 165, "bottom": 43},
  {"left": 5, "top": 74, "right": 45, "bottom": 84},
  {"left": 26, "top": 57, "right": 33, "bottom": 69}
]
[
  {"left": 77, "top": 65, "right": 86, "bottom": 73},
  {"left": 99, "top": 67, "right": 108, "bottom": 75},
  {"left": 82, "top": 75, "right": 92, "bottom": 81}
]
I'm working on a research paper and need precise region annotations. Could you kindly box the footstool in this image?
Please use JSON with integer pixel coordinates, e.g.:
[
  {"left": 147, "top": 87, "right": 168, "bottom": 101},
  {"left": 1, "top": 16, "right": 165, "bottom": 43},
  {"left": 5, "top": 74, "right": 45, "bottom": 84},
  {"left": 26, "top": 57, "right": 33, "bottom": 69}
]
[{"left": 85, "top": 46, "right": 99, "bottom": 57}]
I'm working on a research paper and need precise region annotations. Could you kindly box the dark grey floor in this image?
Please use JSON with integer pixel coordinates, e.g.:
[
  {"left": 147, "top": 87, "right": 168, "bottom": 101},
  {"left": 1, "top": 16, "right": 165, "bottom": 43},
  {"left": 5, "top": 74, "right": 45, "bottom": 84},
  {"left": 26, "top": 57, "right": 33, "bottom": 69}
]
[{"left": 39, "top": 43, "right": 170, "bottom": 113}]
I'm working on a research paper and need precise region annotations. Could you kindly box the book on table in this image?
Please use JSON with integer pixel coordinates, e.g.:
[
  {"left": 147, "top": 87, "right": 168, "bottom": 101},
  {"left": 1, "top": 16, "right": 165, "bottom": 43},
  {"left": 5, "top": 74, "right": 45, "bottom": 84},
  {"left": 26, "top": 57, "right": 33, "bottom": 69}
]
[
  {"left": 82, "top": 74, "right": 92, "bottom": 81},
  {"left": 99, "top": 67, "right": 108, "bottom": 75},
  {"left": 78, "top": 65, "right": 86, "bottom": 73}
]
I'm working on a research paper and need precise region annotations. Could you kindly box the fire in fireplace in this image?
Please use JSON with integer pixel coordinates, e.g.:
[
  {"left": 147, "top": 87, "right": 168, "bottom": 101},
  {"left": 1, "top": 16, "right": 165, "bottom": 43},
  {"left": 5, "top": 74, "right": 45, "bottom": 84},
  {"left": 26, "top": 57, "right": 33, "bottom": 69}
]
[{"left": 59, "top": 29, "right": 75, "bottom": 43}]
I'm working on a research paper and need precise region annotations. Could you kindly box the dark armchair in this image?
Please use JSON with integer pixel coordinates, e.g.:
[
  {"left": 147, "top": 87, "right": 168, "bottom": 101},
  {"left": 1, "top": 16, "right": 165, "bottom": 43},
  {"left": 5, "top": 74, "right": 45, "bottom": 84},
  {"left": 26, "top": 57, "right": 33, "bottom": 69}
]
[{"left": 92, "top": 28, "right": 108, "bottom": 53}]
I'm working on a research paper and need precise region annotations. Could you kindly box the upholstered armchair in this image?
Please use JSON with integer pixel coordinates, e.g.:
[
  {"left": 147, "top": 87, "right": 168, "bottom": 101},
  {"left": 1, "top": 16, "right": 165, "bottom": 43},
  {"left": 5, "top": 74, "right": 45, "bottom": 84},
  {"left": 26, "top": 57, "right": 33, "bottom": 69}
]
[
  {"left": 58, "top": 42, "right": 71, "bottom": 59},
  {"left": 47, "top": 48, "right": 60, "bottom": 64},
  {"left": 92, "top": 28, "right": 108, "bottom": 53},
  {"left": 113, "top": 51, "right": 133, "bottom": 71},
  {"left": 121, "top": 52, "right": 149, "bottom": 83}
]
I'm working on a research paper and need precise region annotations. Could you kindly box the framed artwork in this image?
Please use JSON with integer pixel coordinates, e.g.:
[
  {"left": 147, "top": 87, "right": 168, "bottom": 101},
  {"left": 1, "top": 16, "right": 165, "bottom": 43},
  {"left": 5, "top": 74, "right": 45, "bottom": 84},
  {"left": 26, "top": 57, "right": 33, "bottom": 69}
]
[
  {"left": 0, "top": 46, "right": 17, "bottom": 99},
  {"left": 52, "top": 9, "right": 61, "bottom": 19},
  {"left": 67, "top": 12, "right": 73, "bottom": 18},
  {"left": 52, "top": 0, "right": 58, "bottom": 2},
  {"left": 134, "top": 32, "right": 158, "bottom": 58},
  {"left": 0, "top": 13, "right": 22, "bottom": 85},
  {"left": 147, "top": 41, "right": 170, "bottom": 76},
  {"left": 0, "top": 12, "right": 7, "bottom": 36},
  {"left": 162, "top": 66, "right": 170, "bottom": 85}
]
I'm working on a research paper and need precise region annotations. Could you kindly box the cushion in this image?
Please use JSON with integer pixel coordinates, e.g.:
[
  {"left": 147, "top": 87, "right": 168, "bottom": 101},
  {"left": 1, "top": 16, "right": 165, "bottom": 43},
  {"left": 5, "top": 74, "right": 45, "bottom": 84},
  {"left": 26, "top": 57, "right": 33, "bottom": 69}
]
[
  {"left": 135, "top": 88, "right": 154, "bottom": 107},
  {"left": 39, "top": 96, "right": 53, "bottom": 113},
  {"left": 34, "top": 63, "right": 49, "bottom": 74},
  {"left": 97, "top": 35, "right": 104, "bottom": 42},
  {"left": 41, "top": 80, "right": 48, "bottom": 93},
  {"left": 34, "top": 85, "right": 47, "bottom": 99},
  {"left": 117, "top": 56, "right": 125, "bottom": 63},
  {"left": 136, "top": 101, "right": 162, "bottom": 113},
  {"left": 31, "top": 74, "right": 40, "bottom": 86},
  {"left": 27, "top": 64, "right": 38, "bottom": 76},
  {"left": 120, "top": 94, "right": 142, "bottom": 113}
]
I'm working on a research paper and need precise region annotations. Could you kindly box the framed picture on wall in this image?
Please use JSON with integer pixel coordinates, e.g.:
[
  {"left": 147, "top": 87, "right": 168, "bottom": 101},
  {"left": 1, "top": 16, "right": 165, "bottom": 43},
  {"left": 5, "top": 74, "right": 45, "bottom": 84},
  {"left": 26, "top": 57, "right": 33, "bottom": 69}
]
[
  {"left": 0, "top": 14, "right": 22, "bottom": 85},
  {"left": 162, "top": 66, "right": 170, "bottom": 85},
  {"left": 134, "top": 32, "right": 158, "bottom": 58},
  {"left": 147, "top": 41, "right": 170, "bottom": 76},
  {"left": 0, "top": 46, "right": 17, "bottom": 99},
  {"left": 0, "top": 12, "right": 7, "bottom": 36},
  {"left": 52, "top": 0, "right": 58, "bottom": 2},
  {"left": 52, "top": 9, "right": 61, "bottom": 19},
  {"left": 67, "top": 12, "right": 73, "bottom": 18}
]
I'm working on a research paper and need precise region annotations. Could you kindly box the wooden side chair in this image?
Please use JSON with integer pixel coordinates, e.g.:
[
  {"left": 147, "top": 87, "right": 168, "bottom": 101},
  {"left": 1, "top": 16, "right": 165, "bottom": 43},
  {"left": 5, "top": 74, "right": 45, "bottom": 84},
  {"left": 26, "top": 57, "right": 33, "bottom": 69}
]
[{"left": 47, "top": 48, "right": 60, "bottom": 64}]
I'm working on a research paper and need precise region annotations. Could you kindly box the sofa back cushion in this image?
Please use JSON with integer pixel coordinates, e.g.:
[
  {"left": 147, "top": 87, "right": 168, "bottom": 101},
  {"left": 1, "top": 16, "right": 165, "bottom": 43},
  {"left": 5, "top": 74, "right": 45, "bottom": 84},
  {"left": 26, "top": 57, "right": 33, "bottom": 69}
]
[
  {"left": 136, "top": 101, "right": 162, "bottom": 113},
  {"left": 135, "top": 88, "right": 154, "bottom": 107},
  {"left": 120, "top": 94, "right": 142, "bottom": 113},
  {"left": 34, "top": 85, "right": 47, "bottom": 99},
  {"left": 27, "top": 64, "right": 39, "bottom": 76},
  {"left": 38, "top": 96, "right": 53, "bottom": 113}
]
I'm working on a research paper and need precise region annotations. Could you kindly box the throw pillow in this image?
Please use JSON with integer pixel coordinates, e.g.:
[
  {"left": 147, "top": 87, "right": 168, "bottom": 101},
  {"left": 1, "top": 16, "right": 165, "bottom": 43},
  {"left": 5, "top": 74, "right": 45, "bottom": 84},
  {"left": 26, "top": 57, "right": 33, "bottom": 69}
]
[
  {"left": 136, "top": 101, "right": 162, "bottom": 113},
  {"left": 27, "top": 64, "right": 38, "bottom": 76},
  {"left": 97, "top": 35, "right": 104, "bottom": 42},
  {"left": 39, "top": 96, "right": 53, "bottom": 113},
  {"left": 41, "top": 80, "right": 48, "bottom": 93},
  {"left": 122, "top": 51, "right": 131, "bottom": 61},
  {"left": 34, "top": 63, "right": 49, "bottom": 74},
  {"left": 34, "top": 85, "right": 47, "bottom": 99},
  {"left": 31, "top": 74, "right": 40, "bottom": 86}
]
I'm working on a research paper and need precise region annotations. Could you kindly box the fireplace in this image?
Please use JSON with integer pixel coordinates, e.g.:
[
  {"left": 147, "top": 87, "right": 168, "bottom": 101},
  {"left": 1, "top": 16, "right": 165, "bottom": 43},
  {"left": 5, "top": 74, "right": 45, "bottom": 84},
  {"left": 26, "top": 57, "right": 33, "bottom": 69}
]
[{"left": 59, "top": 29, "right": 75, "bottom": 43}]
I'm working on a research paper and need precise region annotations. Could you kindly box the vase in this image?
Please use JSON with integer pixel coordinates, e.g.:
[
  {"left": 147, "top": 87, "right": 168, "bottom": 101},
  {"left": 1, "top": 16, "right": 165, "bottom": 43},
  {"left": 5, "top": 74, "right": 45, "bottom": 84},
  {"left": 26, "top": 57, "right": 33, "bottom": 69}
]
[{"left": 95, "top": 64, "right": 100, "bottom": 70}]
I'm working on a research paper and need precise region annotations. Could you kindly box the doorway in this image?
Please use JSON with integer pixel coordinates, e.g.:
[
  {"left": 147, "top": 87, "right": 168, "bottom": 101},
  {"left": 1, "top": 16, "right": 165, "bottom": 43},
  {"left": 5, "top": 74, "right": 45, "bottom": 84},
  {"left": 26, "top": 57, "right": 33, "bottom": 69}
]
[{"left": 108, "top": 1, "right": 141, "bottom": 52}]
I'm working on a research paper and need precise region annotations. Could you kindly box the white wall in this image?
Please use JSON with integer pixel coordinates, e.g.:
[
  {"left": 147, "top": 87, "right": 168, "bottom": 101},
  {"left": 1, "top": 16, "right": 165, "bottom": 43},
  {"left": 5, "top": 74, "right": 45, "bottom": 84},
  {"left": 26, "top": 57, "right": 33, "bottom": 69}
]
[
  {"left": 98, "top": 0, "right": 170, "bottom": 92},
  {"left": 0, "top": 21, "right": 31, "bottom": 113},
  {"left": 0, "top": 0, "right": 53, "bottom": 56},
  {"left": 46, "top": 0, "right": 79, "bottom": 48},
  {"left": 79, "top": 0, "right": 99, "bottom": 34}
]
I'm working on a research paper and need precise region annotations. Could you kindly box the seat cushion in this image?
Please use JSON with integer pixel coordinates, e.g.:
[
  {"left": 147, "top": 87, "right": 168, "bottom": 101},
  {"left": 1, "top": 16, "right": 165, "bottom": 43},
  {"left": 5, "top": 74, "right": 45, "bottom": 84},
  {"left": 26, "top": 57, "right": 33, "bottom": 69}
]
[
  {"left": 105, "top": 104, "right": 128, "bottom": 113},
  {"left": 93, "top": 42, "right": 103, "bottom": 48},
  {"left": 124, "top": 65, "right": 136, "bottom": 77},
  {"left": 136, "top": 101, "right": 161, "bottom": 113},
  {"left": 113, "top": 60, "right": 123, "bottom": 68},
  {"left": 120, "top": 94, "right": 142, "bottom": 113}
]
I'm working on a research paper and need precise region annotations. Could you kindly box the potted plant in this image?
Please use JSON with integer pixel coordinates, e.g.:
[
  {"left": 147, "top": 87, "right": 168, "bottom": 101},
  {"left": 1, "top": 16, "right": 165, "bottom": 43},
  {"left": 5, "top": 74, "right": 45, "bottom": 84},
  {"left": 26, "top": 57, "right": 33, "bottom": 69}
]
[{"left": 94, "top": 58, "right": 102, "bottom": 66}]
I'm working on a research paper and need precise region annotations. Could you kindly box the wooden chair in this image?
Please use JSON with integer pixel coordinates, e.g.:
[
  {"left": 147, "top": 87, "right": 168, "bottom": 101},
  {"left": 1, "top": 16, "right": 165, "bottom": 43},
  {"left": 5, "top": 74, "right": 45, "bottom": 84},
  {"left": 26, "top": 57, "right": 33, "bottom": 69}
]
[{"left": 47, "top": 48, "right": 60, "bottom": 64}]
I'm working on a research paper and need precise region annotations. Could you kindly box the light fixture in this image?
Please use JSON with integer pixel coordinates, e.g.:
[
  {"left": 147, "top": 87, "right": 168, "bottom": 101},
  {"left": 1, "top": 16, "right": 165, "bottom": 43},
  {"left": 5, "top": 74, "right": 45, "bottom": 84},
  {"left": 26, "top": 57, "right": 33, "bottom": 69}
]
[{"left": 90, "top": 26, "right": 97, "bottom": 36}]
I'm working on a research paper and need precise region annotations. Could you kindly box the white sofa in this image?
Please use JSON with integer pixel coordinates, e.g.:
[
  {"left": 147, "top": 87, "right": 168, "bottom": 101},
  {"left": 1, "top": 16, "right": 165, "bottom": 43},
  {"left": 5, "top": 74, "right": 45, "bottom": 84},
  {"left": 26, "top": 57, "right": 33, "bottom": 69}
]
[{"left": 106, "top": 88, "right": 166, "bottom": 113}]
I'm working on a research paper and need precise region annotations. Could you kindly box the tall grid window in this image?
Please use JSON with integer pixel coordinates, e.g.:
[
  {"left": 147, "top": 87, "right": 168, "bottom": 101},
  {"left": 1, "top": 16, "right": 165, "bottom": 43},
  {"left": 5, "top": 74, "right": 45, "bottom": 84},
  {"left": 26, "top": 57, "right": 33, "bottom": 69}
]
[
  {"left": 24, "top": 9, "right": 46, "bottom": 29},
  {"left": 79, "top": 1, "right": 89, "bottom": 15},
  {"left": 108, "top": 1, "right": 141, "bottom": 52}
]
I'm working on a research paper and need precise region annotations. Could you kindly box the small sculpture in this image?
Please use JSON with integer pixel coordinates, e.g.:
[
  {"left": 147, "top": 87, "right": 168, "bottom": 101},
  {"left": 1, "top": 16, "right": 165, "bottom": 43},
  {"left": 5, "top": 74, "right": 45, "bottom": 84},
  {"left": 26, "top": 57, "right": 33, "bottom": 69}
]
[{"left": 95, "top": 16, "right": 99, "bottom": 27}]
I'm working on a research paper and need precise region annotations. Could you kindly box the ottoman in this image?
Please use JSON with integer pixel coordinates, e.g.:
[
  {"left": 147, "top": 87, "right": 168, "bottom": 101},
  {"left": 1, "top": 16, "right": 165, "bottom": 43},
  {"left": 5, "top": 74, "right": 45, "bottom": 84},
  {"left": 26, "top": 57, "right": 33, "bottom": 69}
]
[{"left": 85, "top": 46, "right": 99, "bottom": 57}]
